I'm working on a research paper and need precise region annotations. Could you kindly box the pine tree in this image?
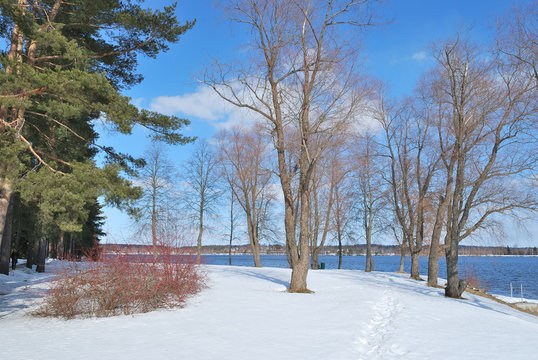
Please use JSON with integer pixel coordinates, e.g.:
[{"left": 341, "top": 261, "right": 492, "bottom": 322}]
[{"left": 0, "top": 0, "right": 195, "bottom": 272}]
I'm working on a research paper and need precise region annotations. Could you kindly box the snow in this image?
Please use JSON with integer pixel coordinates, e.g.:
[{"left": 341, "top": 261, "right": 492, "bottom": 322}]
[
  {"left": 1, "top": 261, "right": 537, "bottom": 360},
  {"left": 494, "top": 294, "right": 538, "bottom": 304}
]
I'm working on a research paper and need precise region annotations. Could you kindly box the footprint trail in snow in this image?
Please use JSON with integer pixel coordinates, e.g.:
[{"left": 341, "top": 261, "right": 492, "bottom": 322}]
[{"left": 355, "top": 288, "right": 406, "bottom": 359}]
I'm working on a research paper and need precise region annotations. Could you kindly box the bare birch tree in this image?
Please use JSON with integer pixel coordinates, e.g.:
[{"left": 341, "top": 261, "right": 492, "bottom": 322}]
[
  {"left": 309, "top": 134, "right": 348, "bottom": 269},
  {"left": 216, "top": 127, "right": 274, "bottom": 267},
  {"left": 309, "top": 160, "right": 333, "bottom": 270},
  {"left": 182, "top": 141, "right": 220, "bottom": 263},
  {"left": 332, "top": 158, "right": 354, "bottom": 270},
  {"left": 204, "top": 0, "right": 378, "bottom": 292},
  {"left": 136, "top": 144, "right": 176, "bottom": 261},
  {"left": 225, "top": 184, "right": 240, "bottom": 266},
  {"left": 378, "top": 98, "right": 439, "bottom": 280},
  {"left": 352, "top": 133, "right": 389, "bottom": 272}
]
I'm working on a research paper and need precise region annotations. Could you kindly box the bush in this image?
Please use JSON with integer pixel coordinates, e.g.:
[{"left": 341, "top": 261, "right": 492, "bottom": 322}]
[
  {"left": 462, "top": 262, "right": 489, "bottom": 293},
  {"left": 35, "top": 243, "right": 205, "bottom": 319}
]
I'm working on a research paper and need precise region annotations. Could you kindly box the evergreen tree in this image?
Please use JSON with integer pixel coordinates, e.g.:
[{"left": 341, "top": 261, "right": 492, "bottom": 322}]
[{"left": 0, "top": 0, "right": 195, "bottom": 272}]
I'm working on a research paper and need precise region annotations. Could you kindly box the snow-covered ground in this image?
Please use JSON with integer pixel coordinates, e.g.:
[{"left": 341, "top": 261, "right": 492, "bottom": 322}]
[{"left": 1, "top": 261, "right": 537, "bottom": 360}]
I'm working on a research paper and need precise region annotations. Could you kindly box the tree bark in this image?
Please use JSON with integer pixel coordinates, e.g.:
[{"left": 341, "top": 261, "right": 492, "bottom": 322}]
[
  {"left": 310, "top": 185, "right": 320, "bottom": 270},
  {"left": 228, "top": 192, "right": 234, "bottom": 266},
  {"left": 35, "top": 233, "right": 47, "bottom": 273},
  {"left": 0, "top": 193, "right": 14, "bottom": 274},
  {"left": 311, "top": 183, "right": 334, "bottom": 270},
  {"left": 445, "top": 237, "right": 466, "bottom": 297},
  {"left": 311, "top": 250, "right": 320, "bottom": 270},
  {"left": 289, "top": 257, "right": 310, "bottom": 293},
  {"left": 365, "top": 207, "right": 374, "bottom": 272},
  {"left": 0, "top": 179, "right": 13, "bottom": 259},
  {"left": 427, "top": 199, "right": 446, "bottom": 286},
  {"left": 427, "top": 198, "right": 449, "bottom": 286},
  {"left": 245, "top": 212, "right": 261, "bottom": 267},
  {"left": 395, "top": 228, "right": 406, "bottom": 273},
  {"left": 337, "top": 232, "right": 343, "bottom": 270},
  {"left": 398, "top": 248, "right": 405, "bottom": 273},
  {"left": 365, "top": 226, "right": 373, "bottom": 272},
  {"left": 26, "top": 238, "right": 34, "bottom": 269},
  {"left": 251, "top": 237, "right": 261, "bottom": 268},
  {"left": 68, "top": 233, "right": 74, "bottom": 256},
  {"left": 58, "top": 230, "right": 64, "bottom": 259},
  {"left": 407, "top": 233, "right": 421, "bottom": 280},
  {"left": 365, "top": 245, "right": 373, "bottom": 272},
  {"left": 289, "top": 167, "right": 313, "bottom": 292},
  {"left": 427, "top": 239, "right": 440, "bottom": 287},
  {"left": 196, "top": 213, "right": 203, "bottom": 264},
  {"left": 410, "top": 251, "right": 421, "bottom": 280},
  {"left": 151, "top": 201, "right": 158, "bottom": 262}
]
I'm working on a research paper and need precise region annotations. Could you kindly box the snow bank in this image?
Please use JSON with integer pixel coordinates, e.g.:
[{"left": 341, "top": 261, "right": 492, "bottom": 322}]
[{"left": 1, "top": 263, "right": 537, "bottom": 360}]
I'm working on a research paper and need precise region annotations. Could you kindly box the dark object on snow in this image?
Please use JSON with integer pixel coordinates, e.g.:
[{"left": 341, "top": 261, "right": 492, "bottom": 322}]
[
  {"left": 320, "top": 262, "right": 325, "bottom": 269},
  {"left": 11, "top": 250, "right": 18, "bottom": 270}
]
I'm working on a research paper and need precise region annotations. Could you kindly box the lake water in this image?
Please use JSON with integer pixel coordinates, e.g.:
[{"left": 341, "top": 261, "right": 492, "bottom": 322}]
[{"left": 202, "top": 254, "right": 538, "bottom": 300}]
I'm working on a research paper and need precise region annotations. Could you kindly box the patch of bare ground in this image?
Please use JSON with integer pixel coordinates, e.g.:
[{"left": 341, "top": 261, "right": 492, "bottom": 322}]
[{"left": 465, "top": 288, "right": 538, "bottom": 317}]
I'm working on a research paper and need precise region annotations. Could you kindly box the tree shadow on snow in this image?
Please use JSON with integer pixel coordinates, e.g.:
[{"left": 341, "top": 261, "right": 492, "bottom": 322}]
[
  {"left": 227, "top": 268, "right": 290, "bottom": 288},
  {"left": 329, "top": 270, "right": 533, "bottom": 320},
  {"left": 0, "top": 267, "right": 56, "bottom": 319}
]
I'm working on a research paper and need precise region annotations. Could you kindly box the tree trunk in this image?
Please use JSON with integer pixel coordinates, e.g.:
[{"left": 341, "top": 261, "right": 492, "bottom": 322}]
[
  {"left": 445, "top": 233, "right": 466, "bottom": 297},
  {"left": 0, "top": 193, "right": 14, "bottom": 274},
  {"left": 196, "top": 200, "right": 204, "bottom": 264},
  {"left": 365, "top": 235, "right": 373, "bottom": 272},
  {"left": 151, "top": 213, "right": 158, "bottom": 262},
  {"left": 365, "top": 219, "right": 373, "bottom": 272},
  {"left": 228, "top": 238, "right": 232, "bottom": 265},
  {"left": 427, "top": 223, "right": 445, "bottom": 286},
  {"left": 427, "top": 241, "right": 440, "bottom": 287},
  {"left": 428, "top": 178, "right": 452, "bottom": 287},
  {"left": 58, "top": 230, "right": 64, "bottom": 260},
  {"left": 35, "top": 233, "right": 47, "bottom": 273},
  {"left": 151, "top": 185, "right": 158, "bottom": 262},
  {"left": 11, "top": 200, "right": 21, "bottom": 270},
  {"left": 338, "top": 234, "right": 343, "bottom": 270},
  {"left": 69, "top": 233, "right": 74, "bottom": 256},
  {"left": 310, "top": 183, "right": 320, "bottom": 270},
  {"left": 410, "top": 251, "right": 421, "bottom": 280},
  {"left": 246, "top": 215, "right": 261, "bottom": 267},
  {"left": 366, "top": 253, "right": 374, "bottom": 273},
  {"left": 228, "top": 193, "right": 233, "bottom": 266},
  {"left": 311, "top": 200, "right": 333, "bottom": 271},
  {"left": 428, "top": 215, "right": 443, "bottom": 285},
  {"left": 398, "top": 250, "right": 405, "bottom": 273},
  {"left": 289, "top": 258, "right": 310, "bottom": 293},
  {"left": 196, "top": 224, "right": 203, "bottom": 264},
  {"left": 397, "top": 230, "right": 406, "bottom": 273},
  {"left": 365, "top": 245, "right": 374, "bottom": 272},
  {"left": 289, "top": 179, "right": 311, "bottom": 292},
  {"left": 26, "top": 238, "right": 34, "bottom": 269},
  {"left": 251, "top": 238, "right": 261, "bottom": 267},
  {"left": 311, "top": 250, "right": 320, "bottom": 270}
]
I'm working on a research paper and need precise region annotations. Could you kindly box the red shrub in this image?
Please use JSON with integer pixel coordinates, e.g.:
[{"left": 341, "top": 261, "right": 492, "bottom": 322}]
[{"left": 35, "top": 241, "right": 205, "bottom": 319}]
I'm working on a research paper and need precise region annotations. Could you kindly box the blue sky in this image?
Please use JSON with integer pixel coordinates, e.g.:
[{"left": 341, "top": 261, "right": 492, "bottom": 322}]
[{"left": 99, "top": 0, "right": 536, "bottom": 247}]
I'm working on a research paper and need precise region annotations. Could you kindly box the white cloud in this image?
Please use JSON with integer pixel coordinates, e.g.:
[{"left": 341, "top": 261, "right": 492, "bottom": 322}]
[
  {"left": 411, "top": 51, "right": 428, "bottom": 61},
  {"left": 131, "top": 97, "right": 146, "bottom": 109},
  {"left": 149, "top": 85, "right": 259, "bottom": 130}
]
